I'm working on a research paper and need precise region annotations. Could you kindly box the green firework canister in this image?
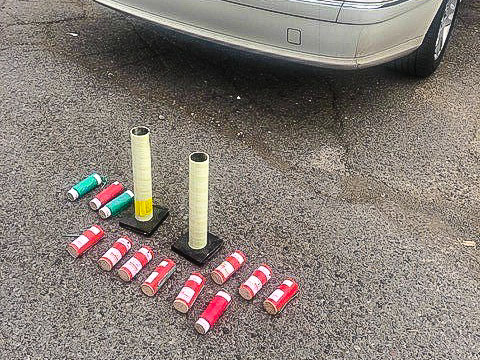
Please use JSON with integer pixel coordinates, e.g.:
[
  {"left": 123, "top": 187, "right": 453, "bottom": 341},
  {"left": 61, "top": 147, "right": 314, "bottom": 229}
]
[
  {"left": 99, "top": 190, "right": 134, "bottom": 219},
  {"left": 67, "top": 173, "right": 103, "bottom": 201}
]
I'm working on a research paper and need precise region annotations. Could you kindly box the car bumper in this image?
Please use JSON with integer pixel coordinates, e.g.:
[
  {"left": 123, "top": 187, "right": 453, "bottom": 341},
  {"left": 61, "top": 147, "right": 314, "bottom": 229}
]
[{"left": 92, "top": 0, "right": 443, "bottom": 69}]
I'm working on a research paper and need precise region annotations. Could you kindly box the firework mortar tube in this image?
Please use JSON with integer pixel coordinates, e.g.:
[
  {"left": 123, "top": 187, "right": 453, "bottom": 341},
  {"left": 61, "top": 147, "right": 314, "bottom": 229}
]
[
  {"left": 188, "top": 152, "right": 209, "bottom": 249},
  {"left": 67, "top": 173, "right": 103, "bottom": 201},
  {"left": 89, "top": 181, "right": 125, "bottom": 210},
  {"left": 118, "top": 246, "right": 154, "bottom": 282},
  {"left": 263, "top": 278, "right": 299, "bottom": 315},
  {"left": 195, "top": 291, "right": 231, "bottom": 335},
  {"left": 173, "top": 272, "right": 206, "bottom": 313},
  {"left": 98, "top": 236, "right": 133, "bottom": 271},
  {"left": 170, "top": 151, "right": 222, "bottom": 266},
  {"left": 211, "top": 250, "right": 247, "bottom": 285},
  {"left": 66, "top": 225, "right": 105, "bottom": 258},
  {"left": 131, "top": 127, "right": 154, "bottom": 222},
  {"left": 141, "top": 259, "right": 176, "bottom": 297},
  {"left": 99, "top": 190, "right": 134, "bottom": 219},
  {"left": 239, "top": 264, "right": 272, "bottom": 300}
]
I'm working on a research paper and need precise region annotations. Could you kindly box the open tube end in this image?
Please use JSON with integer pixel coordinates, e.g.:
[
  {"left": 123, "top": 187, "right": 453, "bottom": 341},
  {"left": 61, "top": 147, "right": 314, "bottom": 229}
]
[
  {"left": 190, "top": 152, "right": 209, "bottom": 163},
  {"left": 98, "top": 258, "right": 113, "bottom": 271},
  {"left": 130, "top": 126, "right": 150, "bottom": 137},
  {"left": 194, "top": 318, "right": 210, "bottom": 334},
  {"left": 117, "top": 268, "right": 132, "bottom": 282},
  {"left": 66, "top": 245, "right": 79, "bottom": 258},
  {"left": 173, "top": 299, "right": 189, "bottom": 313},
  {"left": 140, "top": 284, "right": 156, "bottom": 297},
  {"left": 239, "top": 286, "right": 254, "bottom": 300},
  {"left": 263, "top": 299, "right": 278, "bottom": 315}
]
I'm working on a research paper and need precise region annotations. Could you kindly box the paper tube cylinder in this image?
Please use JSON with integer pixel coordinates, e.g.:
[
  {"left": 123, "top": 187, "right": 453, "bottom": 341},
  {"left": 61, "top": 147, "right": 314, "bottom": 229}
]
[
  {"left": 188, "top": 152, "right": 209, "bottom": 249},
  {"left": 131, "top": 126, "right": 153, "bottom": 222}
]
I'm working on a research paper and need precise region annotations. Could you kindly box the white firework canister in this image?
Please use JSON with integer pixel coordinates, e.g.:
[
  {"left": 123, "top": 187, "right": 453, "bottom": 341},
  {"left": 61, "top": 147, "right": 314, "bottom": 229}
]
[
  {"left": 211, "top": 250, "right": 247, "bottom": 285},
  {"left": 98, "top": 236, "right": 133, "bottom": 271},
  {"left": 239, "top": 264, "right": 272, "bottom": 300},
  {"left": 117, "top": 246, "right": 154, "bottom": 282},
  {"left": 173, "top": 272, "right": 206, "bottom": 313}
]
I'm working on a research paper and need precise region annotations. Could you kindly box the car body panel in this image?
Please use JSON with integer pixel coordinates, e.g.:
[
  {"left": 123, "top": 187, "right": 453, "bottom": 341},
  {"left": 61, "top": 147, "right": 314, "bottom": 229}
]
[
  {"left": 339, "top": 0, "right": 442, "bottom": 24},
  {"left": 218, "top": 0, "right": 343, "bottom": 22},
  {"left": 92, "top": 0, "right": 444, "bottom": 69}
]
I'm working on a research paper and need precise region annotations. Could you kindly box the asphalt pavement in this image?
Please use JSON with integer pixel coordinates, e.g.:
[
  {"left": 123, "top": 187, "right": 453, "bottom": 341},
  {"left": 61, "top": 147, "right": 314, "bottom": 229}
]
[{"left": 0, "top": 0, "right": 479, "bottom": 359}]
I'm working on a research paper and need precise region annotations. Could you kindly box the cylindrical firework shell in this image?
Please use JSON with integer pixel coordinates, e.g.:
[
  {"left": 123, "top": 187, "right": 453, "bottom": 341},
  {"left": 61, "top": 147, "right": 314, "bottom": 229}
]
[
  {"left": 239, "top": 264, "right": 272, "bottom": 300},
  {"left": 67, "top": 173, "right": 102, "bottom": 201},
  {"left": 141, "top": 259, "right": 176, "bottom": 297},
  {"left": 188, "top": 152, "right": 209, "bottom": 250},
  {"left": 195, "top": 291, "right": 231, "bottom": 334},
  {"left": 211, "top": 250, "right": 247, "bottom": 285},
  {"left": 263, "top": 278, "right": 299, "bottom": 315},
  {"left": 98, "top": 190, "right": 134, "bottom": 219},
  {"left": 98, "top": 236, "right": 133, "bottom": 271},
  {"left": 66, "top": 225, "right": 105, "bottom": 258},
  {"left": 131, "top": 126, "right": 153, "bottom": 222},
  {"left": 173, "top": 272, "right": 206, "bottom": 313},
  {"left": 89, "top": 181, "right": 125, "bottom": 210},
  {"left": 118, "top": 246, "right": 154, "bottom": 282}
]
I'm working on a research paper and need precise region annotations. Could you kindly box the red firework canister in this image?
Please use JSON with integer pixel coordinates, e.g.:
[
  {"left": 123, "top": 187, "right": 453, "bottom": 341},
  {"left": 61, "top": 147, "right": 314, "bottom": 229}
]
[
  {"left": 89, "top": 181, "right": 125, "bottom": 210},
  {"left": 211, "top": 250, "right": 247, "bottom": 285},
  {"left": 98, "top": 236, "right": 133, "bottom": 271},
  {"left": 173, "top": 272, "right": 206, "bottom": 313},
  {"left": 239, "top": 264, "right": 272, "bottom": 300},
  {"left": 117, "top": 246, "right": 154, "bottom": 282},
  {"left": 66, "top": 225, "right": 105, "bottom": 258},
  {"left": 263, "top": 278, "right": 299, "bottom": 315},
  {"left": 195, "top": 291, "right": 232, "bottom": 334},
  {"left": 141, "top": 259, "right": 176, "bottom": 297}
]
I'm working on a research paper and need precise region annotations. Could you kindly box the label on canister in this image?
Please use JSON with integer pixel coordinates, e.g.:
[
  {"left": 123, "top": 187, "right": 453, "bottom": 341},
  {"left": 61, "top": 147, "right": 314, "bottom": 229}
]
[
  {"left": 231, "top": 252, "right": 245, "bottom": 264},
  {"left": 89, "top": 226, "right": 101, "bottom": 235},
  {"left": 258, "top": 266, "right": 272, "bottom": 280},
  {"left": 244, "top": 276, "right": 263, "bottom": 294},
  {"left": 117, "top": 237, "right": 132, "bottom": 251},
  {"left": 177, "top": 287, "right": 196, "bottom": 303},
  {"left": 139, "top": 247, "right": 153, "bottom": 262},
  {"left": 72, "top": 235, "right": 89, "bottom": 249},
  {"left": 189, "top": 274, "right": 203, "bottom": 285},
  {"left": 123, "top": 257, "right": 143, "bottom": 277},
  {"left": 145, "top": 272, "right": 159, "bottom": 284},
  {"left": 103, "top": 248, "right": 122, "bottom": 264},
  {"left": 269, "top": 289, "right": 285, "bottom": 302},
  {"left": 217, "top": 261, "right": 235, "bottom": 278}
]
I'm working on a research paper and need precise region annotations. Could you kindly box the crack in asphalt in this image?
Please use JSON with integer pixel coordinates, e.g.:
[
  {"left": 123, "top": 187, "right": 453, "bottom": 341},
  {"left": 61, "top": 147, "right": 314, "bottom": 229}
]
[{"left": 341, "top": 172, "right": 479, "bottom": 239}]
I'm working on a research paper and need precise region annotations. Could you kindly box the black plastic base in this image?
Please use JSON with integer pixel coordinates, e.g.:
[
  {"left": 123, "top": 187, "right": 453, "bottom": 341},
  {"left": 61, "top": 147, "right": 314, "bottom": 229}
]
[
  {"left": 119, "top": 205, "right": 169, "bottom": 236},
  {"left": 171, "top": 232, "right": 223, "bottom": 266}
]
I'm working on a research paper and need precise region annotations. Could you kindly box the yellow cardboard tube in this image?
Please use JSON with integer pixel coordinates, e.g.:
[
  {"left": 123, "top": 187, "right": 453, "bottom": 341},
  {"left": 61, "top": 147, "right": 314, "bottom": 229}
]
[
  {"left": 188, "top": 152, "right": 209, "bottom": 249},
  {"left": 131, "top": 126, "right": 153, "bottom": 222}
]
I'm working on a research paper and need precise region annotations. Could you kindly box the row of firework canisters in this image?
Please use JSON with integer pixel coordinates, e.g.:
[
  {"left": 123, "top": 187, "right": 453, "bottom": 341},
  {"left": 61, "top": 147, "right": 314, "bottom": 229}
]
[
  {"left": 66, "top": 225, "right": 299, "bottom": 335},
  {"left": 66, "top": 173, "right": 133, "bottom": 220}
]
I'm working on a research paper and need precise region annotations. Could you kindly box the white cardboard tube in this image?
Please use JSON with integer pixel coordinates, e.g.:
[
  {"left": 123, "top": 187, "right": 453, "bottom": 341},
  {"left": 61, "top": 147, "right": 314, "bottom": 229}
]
[
  {"left": 188, "top": 152, "right": 209, "bottom": 249},
  {"left": 131, "top": 126, "right": 153, "bottom": 222}
]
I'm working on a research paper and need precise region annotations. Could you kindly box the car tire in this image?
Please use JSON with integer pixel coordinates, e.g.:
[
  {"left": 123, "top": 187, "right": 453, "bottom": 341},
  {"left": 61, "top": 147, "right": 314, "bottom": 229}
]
[{"left": 390, "top": 0, "right": 460, "bottom": 77}]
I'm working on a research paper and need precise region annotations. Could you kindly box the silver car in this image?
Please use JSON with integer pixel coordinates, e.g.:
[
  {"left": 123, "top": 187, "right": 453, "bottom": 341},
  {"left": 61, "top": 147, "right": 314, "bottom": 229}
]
[{"left": 92, "top": 0, "right": 461, "bottom": 77}]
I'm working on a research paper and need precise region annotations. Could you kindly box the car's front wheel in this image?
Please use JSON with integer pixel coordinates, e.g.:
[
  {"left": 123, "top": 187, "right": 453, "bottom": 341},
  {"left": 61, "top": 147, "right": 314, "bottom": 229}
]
[{"left": 390, "top": 0, "right": 460, "bottom": 77}]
